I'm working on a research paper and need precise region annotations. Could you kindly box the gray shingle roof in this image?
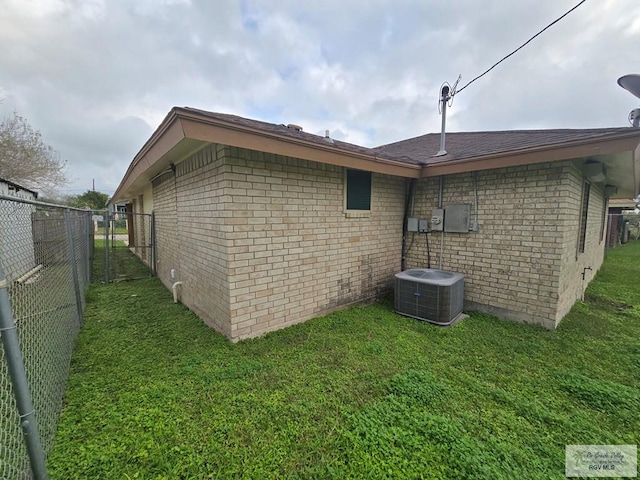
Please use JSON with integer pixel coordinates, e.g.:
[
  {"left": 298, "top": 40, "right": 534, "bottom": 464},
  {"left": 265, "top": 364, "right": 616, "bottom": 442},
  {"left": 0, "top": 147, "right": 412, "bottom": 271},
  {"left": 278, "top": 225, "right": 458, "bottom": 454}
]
[
  {"left": 184, "top": 108, "right": 639, "bottom": 166},
  {"left": 374, "top": 128, "right": 637, "bottom": 165},
  {"left": 182, "top": 107, "right": 402, "bottom": 162}
]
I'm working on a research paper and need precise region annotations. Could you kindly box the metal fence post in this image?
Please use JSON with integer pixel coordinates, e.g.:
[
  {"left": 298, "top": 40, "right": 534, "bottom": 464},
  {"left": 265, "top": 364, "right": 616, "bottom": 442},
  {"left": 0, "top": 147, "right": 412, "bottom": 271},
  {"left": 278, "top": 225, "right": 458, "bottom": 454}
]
[
  {"left": 0, "top": 262, "right": 50, "bottom": 480},
  {"left": 151, "top": 211, "right": 157, "bottom": 275},
  {"left": 104, "top": 209, "right": 110, "bottom": 283},
  {"left": 605, "top": 213, "right": 612, "bottom": 258},
  {"left": 86, "top": 212, "right": 92, "bottom": 283},
  {"left": 65, "top": 209, "right": 84, "bottom": 326}
]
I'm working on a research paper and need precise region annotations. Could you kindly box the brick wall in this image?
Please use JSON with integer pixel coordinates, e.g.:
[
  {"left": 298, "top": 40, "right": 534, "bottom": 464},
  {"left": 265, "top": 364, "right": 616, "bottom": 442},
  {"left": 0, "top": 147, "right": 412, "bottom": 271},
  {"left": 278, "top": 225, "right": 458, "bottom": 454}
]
[
  {"left": 152, "top": 144, "right": 231, "bottom": 336},
  {"left": 406, "top": 162, "right": 566, "bottom": 328},
  {"left": 151, "top": 144, "right": 405, "bottom": 340},
  {"left": 150, "top": 144, "right": 607, "bottom": 336},
  {"left": 151, "top": 172, "right": 179, "bottom": 284},
  {"left": 406, "top": 160, "right": 607, "bottom": 329},
  {"left": 222, "top": 147, "right": 405, "bottom": 339},
  {"left": 606, "top": 208, "right": 622, "bottom": 248},
  {"left": 556, "top": 162, "right": 606, "bottom": 323}
]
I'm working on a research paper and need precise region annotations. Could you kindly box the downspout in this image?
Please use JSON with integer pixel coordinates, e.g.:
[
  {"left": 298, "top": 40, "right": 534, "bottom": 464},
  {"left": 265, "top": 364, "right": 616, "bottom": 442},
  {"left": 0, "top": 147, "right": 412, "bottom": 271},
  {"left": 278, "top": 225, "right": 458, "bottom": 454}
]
[{"left": 401, "top": 178, "right": 417, "bottom": 271}]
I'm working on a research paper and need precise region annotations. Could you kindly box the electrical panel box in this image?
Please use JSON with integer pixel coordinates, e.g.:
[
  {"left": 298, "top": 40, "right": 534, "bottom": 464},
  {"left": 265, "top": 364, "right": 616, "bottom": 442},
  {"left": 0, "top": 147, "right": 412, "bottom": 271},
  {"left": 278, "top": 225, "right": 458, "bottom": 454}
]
[
  {"left": 407, "top": 217, "right": 419, "bottom": 232},
  {"left": 418, "top": 219, "right": 429, "bottom": 233},
  {"left": 444, "top": 204, "right": 471, "bottom": 233},
  {"left": 431, "top": 208, "right": 444, "bottom": 231}
]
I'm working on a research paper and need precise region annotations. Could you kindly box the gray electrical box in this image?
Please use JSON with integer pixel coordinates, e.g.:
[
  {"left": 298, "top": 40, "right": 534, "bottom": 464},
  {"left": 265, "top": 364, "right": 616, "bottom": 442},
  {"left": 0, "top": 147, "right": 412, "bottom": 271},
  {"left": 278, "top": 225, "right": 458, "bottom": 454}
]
[
  {"left": 444, "top": 204, "right": 471, "bottom": 233},
  {"left": 418, "top": 219, "right": 429, "bottom": 233},
  {"left": 431, "top": 208, "right": 444, "bottom": 231},
  {"left": 407, "top": 217, "right": 419, "bottom": 232}
]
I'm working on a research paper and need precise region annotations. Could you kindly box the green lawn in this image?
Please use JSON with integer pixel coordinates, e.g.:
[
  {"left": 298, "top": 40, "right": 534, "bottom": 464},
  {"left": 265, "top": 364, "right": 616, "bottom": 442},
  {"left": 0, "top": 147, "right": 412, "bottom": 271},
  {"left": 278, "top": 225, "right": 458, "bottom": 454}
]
[
  {"left": 93, "top": 239, "right": 153, "bottom": 282},
  {"left": 48, "top": 244, "right": 640, "bottom": 479}
]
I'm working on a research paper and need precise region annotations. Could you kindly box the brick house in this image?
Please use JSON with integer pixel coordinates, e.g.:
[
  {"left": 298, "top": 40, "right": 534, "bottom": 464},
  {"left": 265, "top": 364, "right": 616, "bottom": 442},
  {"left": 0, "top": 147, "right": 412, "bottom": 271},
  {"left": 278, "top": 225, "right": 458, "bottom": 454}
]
[
  {"left": 112, "top": 107, "right": 640, "bottom": 340},
  {"left": 606, "top": 198, "right": 637, "bottom": 247}
]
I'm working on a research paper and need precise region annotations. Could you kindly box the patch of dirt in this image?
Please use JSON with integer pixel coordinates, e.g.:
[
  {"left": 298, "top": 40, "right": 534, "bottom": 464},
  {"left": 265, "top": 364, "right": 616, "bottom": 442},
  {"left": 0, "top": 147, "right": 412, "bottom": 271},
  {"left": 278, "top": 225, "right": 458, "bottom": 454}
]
[{"left": 583, "top": 294, "right": 633, "bottom": 311}]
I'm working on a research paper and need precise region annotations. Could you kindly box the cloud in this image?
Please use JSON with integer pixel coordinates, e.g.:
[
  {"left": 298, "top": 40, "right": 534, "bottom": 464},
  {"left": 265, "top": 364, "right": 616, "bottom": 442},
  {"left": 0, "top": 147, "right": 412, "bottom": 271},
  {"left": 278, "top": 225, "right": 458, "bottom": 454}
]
[{"left": 0, "top": 0, "right": 639, "bottom": 195}]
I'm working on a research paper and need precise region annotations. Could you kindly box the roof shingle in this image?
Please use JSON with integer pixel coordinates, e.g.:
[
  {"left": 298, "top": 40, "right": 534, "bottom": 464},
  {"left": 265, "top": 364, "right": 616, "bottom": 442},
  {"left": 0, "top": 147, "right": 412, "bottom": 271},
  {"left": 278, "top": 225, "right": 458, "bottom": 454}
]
[
  {"left": 182, "top": 107, "right": 402, "bottom": 162},
  {"left": 375, "top": 128, "right": 637, "bottom": 164}
]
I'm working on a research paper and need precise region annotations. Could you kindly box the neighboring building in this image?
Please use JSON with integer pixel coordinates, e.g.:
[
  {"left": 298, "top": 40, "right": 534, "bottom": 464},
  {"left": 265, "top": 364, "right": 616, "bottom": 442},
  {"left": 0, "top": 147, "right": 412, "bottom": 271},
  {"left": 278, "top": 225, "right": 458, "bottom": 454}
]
[
  {"left": 0, "top": 178, "right": 38, "bottom": 283},
  {"left": 0, "top": 178, "right": 38, "bottom": 201},
  {"left": 112, "top": 107, "right": 640, "bottom": 340},
  {"left": 606, "top": 198, "right": 637, "bottom": 247}
]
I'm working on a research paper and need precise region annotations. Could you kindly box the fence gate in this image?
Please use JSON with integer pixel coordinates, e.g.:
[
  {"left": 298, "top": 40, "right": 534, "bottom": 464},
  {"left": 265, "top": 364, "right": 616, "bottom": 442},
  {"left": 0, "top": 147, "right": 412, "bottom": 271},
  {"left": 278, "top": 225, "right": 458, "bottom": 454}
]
[{"left": 103, "top": 210, "right": 155, "bottom": 282}]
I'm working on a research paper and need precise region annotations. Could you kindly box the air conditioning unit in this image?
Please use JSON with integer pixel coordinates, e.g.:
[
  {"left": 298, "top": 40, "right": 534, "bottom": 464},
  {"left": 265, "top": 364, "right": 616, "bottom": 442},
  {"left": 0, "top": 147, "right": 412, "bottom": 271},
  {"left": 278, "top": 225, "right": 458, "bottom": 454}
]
[{"left": 394, "top": 269, "right": 464, "bottom": 325}]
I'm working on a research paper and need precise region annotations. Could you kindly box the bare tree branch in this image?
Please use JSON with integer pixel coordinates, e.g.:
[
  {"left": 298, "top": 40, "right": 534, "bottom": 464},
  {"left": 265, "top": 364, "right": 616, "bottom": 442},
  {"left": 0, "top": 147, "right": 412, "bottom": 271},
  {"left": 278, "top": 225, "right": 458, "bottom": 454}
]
[{"left": 0, "top": 111, "right": 68, "bottom": 196}]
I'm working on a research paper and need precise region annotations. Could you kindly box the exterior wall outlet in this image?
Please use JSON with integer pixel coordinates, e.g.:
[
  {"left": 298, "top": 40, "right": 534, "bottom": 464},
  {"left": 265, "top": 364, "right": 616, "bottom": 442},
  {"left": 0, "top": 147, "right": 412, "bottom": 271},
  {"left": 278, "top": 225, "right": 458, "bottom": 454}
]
[
  {"left": 170, "top": 268, "right": 175, "bottom": 279},
  {"left": 418, "top": 219, "right": 429, "bottom": 233}
]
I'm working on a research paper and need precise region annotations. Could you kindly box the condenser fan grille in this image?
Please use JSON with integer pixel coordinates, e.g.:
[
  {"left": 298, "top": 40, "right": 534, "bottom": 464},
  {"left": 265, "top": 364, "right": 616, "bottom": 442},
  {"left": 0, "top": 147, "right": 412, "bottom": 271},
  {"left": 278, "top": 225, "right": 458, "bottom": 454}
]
[{"left": 394, "top": 269, "right": 464, "bottom": 325}]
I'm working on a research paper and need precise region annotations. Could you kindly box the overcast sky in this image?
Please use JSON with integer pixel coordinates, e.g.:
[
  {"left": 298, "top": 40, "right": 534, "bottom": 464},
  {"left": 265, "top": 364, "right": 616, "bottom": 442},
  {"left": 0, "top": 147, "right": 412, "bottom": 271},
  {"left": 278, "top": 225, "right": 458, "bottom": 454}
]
[{"left": 1, "top": 0, "right": 639, "bottom": 197}]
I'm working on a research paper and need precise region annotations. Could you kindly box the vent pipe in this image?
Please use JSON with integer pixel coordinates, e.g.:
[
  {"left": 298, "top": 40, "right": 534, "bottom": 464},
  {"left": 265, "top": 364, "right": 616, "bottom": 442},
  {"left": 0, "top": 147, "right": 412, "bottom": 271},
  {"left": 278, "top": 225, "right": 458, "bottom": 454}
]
[{"left": 435, "top": 85, "right": 450, "bottom": 157}]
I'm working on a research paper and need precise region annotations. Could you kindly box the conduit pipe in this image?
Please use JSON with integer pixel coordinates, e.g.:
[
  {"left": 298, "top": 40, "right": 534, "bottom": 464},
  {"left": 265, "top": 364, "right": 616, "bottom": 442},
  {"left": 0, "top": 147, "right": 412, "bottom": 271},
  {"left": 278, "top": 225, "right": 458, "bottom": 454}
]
[
  {"left": 438, "top": 176, "right": 445, "bottom": 269},
  {"left": 472, "top": 172, "right": 479, "bottom": 232},
  {"left": 401, "top": 178, "right": 417, "bottom": 271},
  {"left": 172, "top": 281, "right": 183, "bottom": 303}
]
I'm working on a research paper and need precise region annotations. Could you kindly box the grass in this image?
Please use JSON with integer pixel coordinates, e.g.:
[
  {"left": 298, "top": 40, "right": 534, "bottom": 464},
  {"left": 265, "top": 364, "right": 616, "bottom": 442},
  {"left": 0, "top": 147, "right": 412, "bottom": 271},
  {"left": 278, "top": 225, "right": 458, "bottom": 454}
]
[
  {"left": 48, "top": 243, "right": 640, "bottom": 479},
  {"left": 93, "top": 239, "right": 152, "bottom": 282}
]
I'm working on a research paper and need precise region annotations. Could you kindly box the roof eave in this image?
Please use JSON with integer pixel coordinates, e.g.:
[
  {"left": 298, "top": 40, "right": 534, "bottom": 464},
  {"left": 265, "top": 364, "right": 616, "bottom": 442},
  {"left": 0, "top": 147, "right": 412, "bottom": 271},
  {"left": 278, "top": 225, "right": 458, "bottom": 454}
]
[
  {"left": 175, "top": 108, "right": 420, "bottom": 177},
  {"left": 420, "top": 134, "right": 640, "bottom": 178},
  {"left": 112, "top": 108, "right": 421, "bottom": 203},
  {"left": 111, "top": 109, "right": 187, "bottom": 203}
]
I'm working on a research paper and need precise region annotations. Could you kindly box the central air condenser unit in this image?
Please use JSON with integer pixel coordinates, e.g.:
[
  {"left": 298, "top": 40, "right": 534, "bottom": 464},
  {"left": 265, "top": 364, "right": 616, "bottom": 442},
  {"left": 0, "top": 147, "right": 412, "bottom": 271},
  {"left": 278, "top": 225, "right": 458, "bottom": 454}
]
[{"left": 394, "top": 269, "right": 464, "bottom": 325}]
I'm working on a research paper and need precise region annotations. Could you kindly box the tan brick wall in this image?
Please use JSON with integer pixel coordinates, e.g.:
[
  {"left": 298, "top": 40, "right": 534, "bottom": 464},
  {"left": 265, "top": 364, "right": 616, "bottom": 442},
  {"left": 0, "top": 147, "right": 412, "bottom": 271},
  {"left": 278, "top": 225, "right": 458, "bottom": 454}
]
[
  {"left": 407, "top": 163, "right": 566, "bottom": 328},
  {"left": 556, "top": 161, "right": 606, "bottom": 323},
  {"left": 151, "top": 144, "right": 404, "bottom": 340},
  {"left": 149, "top": 143, "right": 605, "bottom": 337},
  {"left": 151, "top": 172, "right": 179, "bottom": 280},
  {"left": 223, "top": 147, "right": 405, "bottom": 340},
  {"left": 152, "top": 144, "right": 231, "bottom": 336},
  {"left": 407, "top": 160, "right": 608, "bottom": 329}
]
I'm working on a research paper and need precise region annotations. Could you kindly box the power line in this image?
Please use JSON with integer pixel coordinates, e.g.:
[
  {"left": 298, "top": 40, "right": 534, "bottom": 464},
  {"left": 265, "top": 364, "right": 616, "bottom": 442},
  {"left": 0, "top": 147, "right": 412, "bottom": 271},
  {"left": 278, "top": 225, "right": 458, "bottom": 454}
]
[{"left": 456, "top": 0, "right": 587, "bottom": 95}]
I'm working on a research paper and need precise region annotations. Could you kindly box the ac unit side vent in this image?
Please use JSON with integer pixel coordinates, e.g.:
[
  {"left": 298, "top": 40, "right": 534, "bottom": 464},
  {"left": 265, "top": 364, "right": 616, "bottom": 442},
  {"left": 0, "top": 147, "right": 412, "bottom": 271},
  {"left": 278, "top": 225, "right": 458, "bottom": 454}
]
[{"left": 394, "top": 268, "right": 464, "bottom": 325}]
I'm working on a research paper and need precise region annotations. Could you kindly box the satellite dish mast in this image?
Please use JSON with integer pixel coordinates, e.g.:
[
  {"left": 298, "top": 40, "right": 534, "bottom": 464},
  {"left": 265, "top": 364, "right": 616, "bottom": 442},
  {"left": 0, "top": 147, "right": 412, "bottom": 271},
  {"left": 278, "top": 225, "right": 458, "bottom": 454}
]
[
  {"left": 617, "top": 74, "right": 640, "bottom": 127},
  {"left": 434, "top": 75, "right": 461, "bottom": 157}
]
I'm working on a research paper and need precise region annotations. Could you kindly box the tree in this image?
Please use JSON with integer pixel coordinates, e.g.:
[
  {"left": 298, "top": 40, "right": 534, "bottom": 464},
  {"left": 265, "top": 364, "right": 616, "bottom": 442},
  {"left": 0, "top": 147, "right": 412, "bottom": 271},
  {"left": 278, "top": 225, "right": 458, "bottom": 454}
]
[
  {"left": 67, "top": 190, "right": 109, "bottom": 210},
  {"left": 0, "top": 111, "right": 67, "bottom": 195}
]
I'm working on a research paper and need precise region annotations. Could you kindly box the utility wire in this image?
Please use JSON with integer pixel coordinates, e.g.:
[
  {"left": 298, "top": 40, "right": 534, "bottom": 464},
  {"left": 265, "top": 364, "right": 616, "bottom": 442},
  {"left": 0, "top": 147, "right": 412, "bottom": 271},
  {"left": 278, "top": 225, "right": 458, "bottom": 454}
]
[{"left": 456, "top": 0, "right": 587, "bottom": 95}]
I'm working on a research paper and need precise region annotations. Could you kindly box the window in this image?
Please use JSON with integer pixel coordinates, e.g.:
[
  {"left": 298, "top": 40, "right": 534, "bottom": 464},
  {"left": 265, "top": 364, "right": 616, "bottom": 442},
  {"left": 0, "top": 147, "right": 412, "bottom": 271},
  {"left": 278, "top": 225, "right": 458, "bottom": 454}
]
[
  {"left": 577, "top": 181, "right": 590, "bottom": 254},
  {"left": 599, "top": 197, "right": 608, "bottom": 243},
  {"left": 345, "top": 169, "right": 371, "bottom": 211}
]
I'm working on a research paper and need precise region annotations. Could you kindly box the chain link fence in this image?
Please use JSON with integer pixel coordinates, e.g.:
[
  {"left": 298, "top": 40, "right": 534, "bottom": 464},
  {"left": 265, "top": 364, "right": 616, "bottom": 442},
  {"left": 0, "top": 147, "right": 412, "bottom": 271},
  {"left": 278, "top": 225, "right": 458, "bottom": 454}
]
[
  {"left": 0, "top": 194, "right": 93, "bottom": 480},
  {"left": 102, "top": 210, "right": 154, "bottom": 282}
]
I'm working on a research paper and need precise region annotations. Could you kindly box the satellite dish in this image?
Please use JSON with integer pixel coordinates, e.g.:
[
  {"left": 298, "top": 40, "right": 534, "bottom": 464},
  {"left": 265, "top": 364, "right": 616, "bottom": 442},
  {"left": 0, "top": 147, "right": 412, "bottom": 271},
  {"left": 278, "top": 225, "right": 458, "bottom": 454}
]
[{"left": 617, "top": 74, "right": 640, "bottom": 99}]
